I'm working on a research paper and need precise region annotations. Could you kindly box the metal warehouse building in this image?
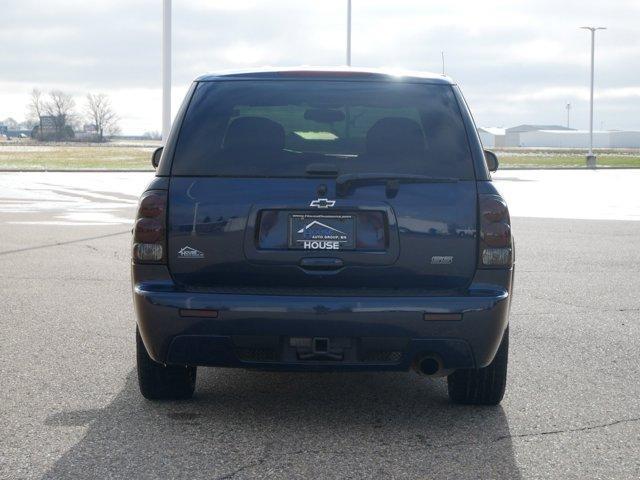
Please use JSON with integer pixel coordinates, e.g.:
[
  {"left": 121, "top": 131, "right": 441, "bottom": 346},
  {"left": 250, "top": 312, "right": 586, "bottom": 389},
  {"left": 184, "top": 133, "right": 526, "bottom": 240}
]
[
  {"left": 477, "top": 127, "right": 506, "bottom": 148},
  {"left": 478, "top": 124, "right": 640, "bottom": 148},
  {"left": 516, "top": 130, "right": 640, "bottom": 148}
]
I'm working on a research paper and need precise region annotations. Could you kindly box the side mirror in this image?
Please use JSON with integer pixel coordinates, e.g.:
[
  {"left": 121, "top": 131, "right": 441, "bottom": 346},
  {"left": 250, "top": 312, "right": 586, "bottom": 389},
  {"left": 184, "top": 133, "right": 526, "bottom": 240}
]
[
  {"left": 484, "top": 149, "right": 499, "bottom": 172},
  {"left": 151, "top": 147, "right": 163, "bottom": 169}
]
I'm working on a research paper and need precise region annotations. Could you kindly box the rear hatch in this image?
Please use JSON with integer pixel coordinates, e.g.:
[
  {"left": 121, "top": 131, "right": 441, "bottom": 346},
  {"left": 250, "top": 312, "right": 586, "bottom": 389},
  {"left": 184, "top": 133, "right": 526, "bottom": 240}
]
[{"left": 167, "top": 78, "right": 477, "bottom": 293}]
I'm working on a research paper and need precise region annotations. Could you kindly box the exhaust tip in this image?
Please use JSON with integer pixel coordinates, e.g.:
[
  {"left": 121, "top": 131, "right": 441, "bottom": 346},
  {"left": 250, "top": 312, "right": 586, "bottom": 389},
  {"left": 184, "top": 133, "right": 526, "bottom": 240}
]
[
  {"left": 414, "top": 356, "right": 442, "bottom": 376},
  {"left": 420, "top": 357, "right": 440, "bottom": 375}
]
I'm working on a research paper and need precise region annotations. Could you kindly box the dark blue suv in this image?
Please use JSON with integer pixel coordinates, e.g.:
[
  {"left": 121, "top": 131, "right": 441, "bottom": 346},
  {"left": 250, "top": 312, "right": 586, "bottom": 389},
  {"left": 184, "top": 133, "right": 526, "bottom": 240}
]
[{"left": 132, "top": 68, "right": 513, "bottom": 404}]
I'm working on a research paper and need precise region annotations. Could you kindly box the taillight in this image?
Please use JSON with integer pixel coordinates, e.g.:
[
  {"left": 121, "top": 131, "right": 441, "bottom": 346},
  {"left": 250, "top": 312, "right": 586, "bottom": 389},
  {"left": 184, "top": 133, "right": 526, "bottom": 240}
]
[
  {"left": 478, "top": 194, "right": 512, "bottom": 268},
  {"left": 132, "top": 190, "right": 167, "bottom": 263}
]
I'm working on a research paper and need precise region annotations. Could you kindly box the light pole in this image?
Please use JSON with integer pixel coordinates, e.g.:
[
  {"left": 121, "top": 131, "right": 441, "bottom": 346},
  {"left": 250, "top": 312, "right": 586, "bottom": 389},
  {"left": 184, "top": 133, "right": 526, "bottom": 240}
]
[
  {"left": 346, "top": 0, "right": 352, "bottom": 66},
  {"left": 162, "top": 0, "right": 172, "bottom": 143},
  {"left": 580, "top": 26, "right": 606, "bottom": 168},
  {"left": 566, "top": 102, "right": 571, "bottom": 128}
]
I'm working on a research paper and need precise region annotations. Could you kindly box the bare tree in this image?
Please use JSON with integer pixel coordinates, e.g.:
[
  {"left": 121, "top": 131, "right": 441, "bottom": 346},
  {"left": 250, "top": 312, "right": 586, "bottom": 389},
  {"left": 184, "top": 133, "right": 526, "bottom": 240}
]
[
  {"left": 2, "top": 117, "right": 18, "bottom": 130},
  {"left": 27, "top": 89, "right": 45, "bottom": 139},
  {"left": 45, "top": 90, "right": 76, "bottom": 139},
  {"left": 85, "top": 93, "right": 119, "bottom": 142},
  {"left": 143, "top": 130, "right": 161, "bottom": 140}
]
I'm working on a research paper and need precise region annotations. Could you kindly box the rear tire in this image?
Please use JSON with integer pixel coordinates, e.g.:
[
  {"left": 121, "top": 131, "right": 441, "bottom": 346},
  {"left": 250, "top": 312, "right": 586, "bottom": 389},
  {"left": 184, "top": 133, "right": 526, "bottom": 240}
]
[
  {"left": 447, "top": 327, "right": 508, "bottom": 405},
  {"left": 136, "top": 327, "right": 196, "bottom": 400}
]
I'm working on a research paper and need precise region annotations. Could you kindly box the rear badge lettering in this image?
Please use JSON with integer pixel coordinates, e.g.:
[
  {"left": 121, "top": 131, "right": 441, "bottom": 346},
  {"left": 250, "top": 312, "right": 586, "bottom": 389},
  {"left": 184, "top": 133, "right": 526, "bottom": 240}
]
[
  {"left": 431, "top": 255, "right": 453, "bottom": 265},
  {"left": 178, "top": 246, "right": 204, "bottom": 259},
  {"left": 303, "top": 240, "right": 340, "bottom": 250}
]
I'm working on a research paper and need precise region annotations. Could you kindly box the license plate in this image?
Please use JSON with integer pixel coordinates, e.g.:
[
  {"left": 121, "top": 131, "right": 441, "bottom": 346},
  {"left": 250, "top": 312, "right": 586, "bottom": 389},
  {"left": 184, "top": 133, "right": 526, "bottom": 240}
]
[{"left": 289, "top": 213, "right": 355, "bottom": 250}]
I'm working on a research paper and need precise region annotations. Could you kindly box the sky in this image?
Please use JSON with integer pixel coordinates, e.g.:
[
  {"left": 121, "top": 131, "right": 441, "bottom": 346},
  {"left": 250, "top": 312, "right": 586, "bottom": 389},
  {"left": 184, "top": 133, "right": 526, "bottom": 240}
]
[{"left": 1, "top": 0, "right": 639, "bottom": 135}]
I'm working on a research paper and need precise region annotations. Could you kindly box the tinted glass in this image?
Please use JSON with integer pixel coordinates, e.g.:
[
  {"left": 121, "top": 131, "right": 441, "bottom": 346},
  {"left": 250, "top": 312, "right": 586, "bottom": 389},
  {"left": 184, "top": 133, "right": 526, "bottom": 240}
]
[{"left": 172, "top": 80, "right": 474, "bottom": 178}]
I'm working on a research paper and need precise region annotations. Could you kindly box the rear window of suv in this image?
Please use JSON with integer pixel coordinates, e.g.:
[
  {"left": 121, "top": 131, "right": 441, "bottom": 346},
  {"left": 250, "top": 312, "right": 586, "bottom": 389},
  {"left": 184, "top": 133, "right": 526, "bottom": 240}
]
[{"left": 171, "top": 80, "right": 474, "bottom": 179}]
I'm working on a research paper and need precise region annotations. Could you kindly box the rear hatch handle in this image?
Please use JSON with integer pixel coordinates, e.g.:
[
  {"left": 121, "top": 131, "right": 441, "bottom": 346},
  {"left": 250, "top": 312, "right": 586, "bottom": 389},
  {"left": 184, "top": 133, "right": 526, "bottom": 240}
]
[
  {"left": 299, "top": 257, "right": 344, "bottom": 271},
  {"left": 336, "top": 173, "right": 458, "bottom": 198}
]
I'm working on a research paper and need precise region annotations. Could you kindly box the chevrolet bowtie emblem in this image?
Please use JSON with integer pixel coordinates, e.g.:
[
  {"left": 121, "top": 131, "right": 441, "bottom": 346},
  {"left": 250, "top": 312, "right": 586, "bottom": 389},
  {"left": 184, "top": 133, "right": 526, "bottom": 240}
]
[{"left": 309, "top": 198, "right": 336, "bottom": 209}]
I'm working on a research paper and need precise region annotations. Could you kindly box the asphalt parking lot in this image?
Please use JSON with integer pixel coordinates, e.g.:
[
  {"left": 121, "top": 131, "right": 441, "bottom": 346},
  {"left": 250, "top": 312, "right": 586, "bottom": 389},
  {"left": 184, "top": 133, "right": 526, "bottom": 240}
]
[{"left": 1, "top": 171, "right": 639, "bottom": 479}]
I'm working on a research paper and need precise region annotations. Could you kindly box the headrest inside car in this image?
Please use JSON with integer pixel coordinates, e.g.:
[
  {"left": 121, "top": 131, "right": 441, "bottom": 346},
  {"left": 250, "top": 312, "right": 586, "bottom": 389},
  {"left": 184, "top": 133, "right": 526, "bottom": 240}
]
[
  {"left": 223, "top": 116, "right": 285, "bottom": 151},
  {"left": 365, "top": 117, "right": 426, "bottom": 156}
]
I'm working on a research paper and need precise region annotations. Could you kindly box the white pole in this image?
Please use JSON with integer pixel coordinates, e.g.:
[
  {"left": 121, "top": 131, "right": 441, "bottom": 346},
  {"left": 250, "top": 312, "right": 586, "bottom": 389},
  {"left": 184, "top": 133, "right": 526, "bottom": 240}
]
[
  {"left": 162, "top": 0, "right": 172, "bottom": 143},
  {"left": 580, "top": 26, "right": 605, "bottom": 166},
  {"left": 346, "top": 0, "right": 352, "bottom": 66},
  {"left": 588, "top": 28, "right": 595, "bottom": 156}
]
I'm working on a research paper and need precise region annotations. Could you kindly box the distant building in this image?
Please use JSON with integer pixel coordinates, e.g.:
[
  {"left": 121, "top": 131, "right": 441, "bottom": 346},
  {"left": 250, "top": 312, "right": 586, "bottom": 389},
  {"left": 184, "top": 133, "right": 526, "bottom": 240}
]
[
  {"left": 484, "top": 124, "right": 640, "bottom": 148},
  {"left": 39, "top": 115, "right": 57, "bottom": 134},
  {"left": 517, "top": 129, "right": 640, "bottom": 148},
  {"left": 505, "top": 124, "right": 574, "bottom": 147},
  {"left": 609, "top": 131, "right": 640, "bottom": 148},
  {"left": 477, "top": 127, "right": 506, "bottom": 148},
  {"left": 507, "top": 124, "right": 574, "bottom": 133}
]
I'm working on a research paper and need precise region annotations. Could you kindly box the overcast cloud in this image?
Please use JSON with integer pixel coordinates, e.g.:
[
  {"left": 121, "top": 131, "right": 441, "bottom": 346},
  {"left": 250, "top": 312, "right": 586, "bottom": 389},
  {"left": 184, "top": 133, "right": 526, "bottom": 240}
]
[{"left": 1, "top": 0, "right": 639, "bottom": 134}]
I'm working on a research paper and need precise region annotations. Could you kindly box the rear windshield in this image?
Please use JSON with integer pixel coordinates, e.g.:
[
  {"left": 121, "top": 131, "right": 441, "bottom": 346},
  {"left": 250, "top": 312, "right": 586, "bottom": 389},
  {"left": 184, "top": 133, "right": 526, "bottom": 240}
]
[{"left": 172, "top": 80, "right": 474, "bottom": 179}]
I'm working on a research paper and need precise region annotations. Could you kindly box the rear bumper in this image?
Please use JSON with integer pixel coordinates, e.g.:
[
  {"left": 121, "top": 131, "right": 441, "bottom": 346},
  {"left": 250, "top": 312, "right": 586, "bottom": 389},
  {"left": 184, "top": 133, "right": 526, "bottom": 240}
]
[{"left": 133, "top": 267, "right": 513, "bottom": 372}]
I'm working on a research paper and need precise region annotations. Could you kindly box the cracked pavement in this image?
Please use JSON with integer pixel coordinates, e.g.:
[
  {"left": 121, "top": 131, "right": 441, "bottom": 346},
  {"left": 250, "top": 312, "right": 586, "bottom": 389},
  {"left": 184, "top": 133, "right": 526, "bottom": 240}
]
[{"left": 0, "top": 174, "right": 639, "bottom": 479}]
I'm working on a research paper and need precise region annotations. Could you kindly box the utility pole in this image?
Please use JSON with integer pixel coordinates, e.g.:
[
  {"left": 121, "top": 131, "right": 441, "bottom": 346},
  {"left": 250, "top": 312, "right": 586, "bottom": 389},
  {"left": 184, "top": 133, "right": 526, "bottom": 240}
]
[
  {"left": 580, "top": 26, "right": 606, "bottom": 167},
  {"left": 566, "top": 103, "right": 571, "bottom": 128},
  {"left": 441, "top": 51, "right": 445, "bottom": 75},
  {"left": 162, "top": 0, "right": 172, "bottom": 143},
  {"left": 346, "top": 0, "right": 352, "bottom": 66}
]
